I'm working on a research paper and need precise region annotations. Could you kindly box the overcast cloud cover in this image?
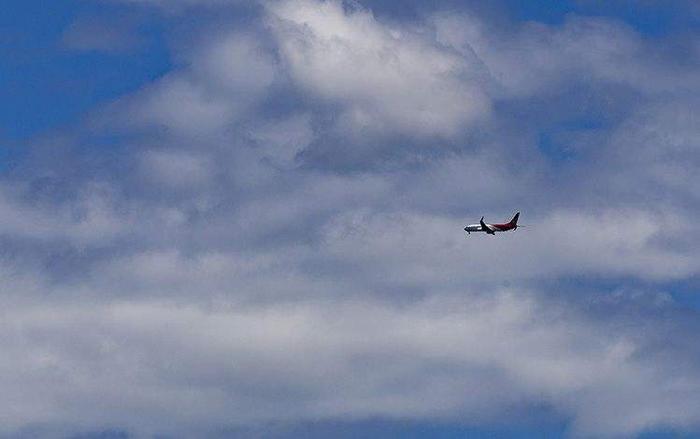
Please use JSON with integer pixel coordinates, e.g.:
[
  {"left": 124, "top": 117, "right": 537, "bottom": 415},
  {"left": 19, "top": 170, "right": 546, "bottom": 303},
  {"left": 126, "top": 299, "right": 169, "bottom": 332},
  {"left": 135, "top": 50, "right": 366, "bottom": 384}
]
[{"left": 2, "top": 0, "right": 700, "bottom": 437}]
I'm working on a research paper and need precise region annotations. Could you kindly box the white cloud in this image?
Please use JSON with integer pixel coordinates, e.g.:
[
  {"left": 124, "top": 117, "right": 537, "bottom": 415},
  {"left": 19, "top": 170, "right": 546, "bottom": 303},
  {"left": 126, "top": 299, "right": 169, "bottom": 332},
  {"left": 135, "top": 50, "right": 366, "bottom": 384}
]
[
  {"left": 1, "top": 292, "right": 699, "bottom": 437},
  {"left": 110, "top": 31, "right": 277, "bottom": 138},
  {"left": 191, "top": 32, "right": 277, "bottom": 97},
  {"left": 595, "top": 100, "right": 700, "bottom": 202},
  {"left": 139, "top": 149, "right": 212, "bottom": 189},
  {"left": 0, "top": 184, "right": 128, "bottom": 247},
  {"left": 321, "top": 208, "right": 698, "bottom": 286},
  {"left": 5, "top": 0, "right": 700, "bottom": 437},
  {"left": 126, "top": 75, "right": 237, "bottom": 136},
  {"left": 433, "top": 13, "right": 700, "bottom": 98},
  {"left": 267, "top": 0, "right": 491, "bottom": 138}
]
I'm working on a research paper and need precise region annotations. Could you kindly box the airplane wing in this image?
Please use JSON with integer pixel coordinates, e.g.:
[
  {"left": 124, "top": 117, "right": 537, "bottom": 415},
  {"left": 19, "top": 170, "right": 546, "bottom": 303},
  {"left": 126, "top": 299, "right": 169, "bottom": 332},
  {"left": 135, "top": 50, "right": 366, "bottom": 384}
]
[{"left": 480, "top": 217, "right": 495, "bottom": 234}]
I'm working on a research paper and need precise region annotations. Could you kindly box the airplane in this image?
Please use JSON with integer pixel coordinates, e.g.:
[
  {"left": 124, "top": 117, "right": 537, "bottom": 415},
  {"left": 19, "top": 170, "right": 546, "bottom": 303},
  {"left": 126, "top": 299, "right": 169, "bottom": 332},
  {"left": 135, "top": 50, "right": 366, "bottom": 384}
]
[{"left": 464, "top": 212, "right": 520, "bottom": 235}]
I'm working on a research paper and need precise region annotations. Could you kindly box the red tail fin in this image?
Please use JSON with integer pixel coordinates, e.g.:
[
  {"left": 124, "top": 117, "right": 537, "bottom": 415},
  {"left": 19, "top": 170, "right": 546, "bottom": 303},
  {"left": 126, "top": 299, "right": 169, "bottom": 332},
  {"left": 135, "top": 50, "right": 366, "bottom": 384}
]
[{"left": 509, "top": 212, "right": 520, "bottom": 226}]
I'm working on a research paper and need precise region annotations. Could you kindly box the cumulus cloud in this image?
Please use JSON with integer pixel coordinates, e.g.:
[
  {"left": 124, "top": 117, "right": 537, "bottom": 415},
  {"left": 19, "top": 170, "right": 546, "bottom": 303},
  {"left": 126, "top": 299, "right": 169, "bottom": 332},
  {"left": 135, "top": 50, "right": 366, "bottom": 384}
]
[
  {"left": 121, "top": 75, "right": 238, "bottom": 136},
  {"left": 321, "top": 209, "right": 698, "bottom": 288},
  {"left": 106, "top": 30, "right": 277, "bottom": 139},
  {"left": 433, "top": 12, "right": 700, "bottom": 98},
  {"left": 2, "top": 291, "right": 700, "bottom": 437},
  {"left": 248, "top": 114, "right": 314, "bottom": 166},
  {"left": 267, "top": 0, "right": 491, "bottom": 138},
  {"left": 591, "top": 99, "right": 700, "bottom": 204},
  {"left": 0, "top": 183, "right": 128, "bottom": 247},
  {"left": 5, "top": 0, "right": 700, "bottom": 437},
  {"left": 138, "top": 149, "right": 213, "bottom": 194}
]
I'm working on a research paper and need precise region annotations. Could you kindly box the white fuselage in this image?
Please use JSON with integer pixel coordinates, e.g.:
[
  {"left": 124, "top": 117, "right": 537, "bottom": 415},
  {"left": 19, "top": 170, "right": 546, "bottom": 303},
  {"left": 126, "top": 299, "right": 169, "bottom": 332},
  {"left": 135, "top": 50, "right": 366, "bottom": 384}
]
[{"left": 464, "top": 224, "right": 486, "bottom": 233}]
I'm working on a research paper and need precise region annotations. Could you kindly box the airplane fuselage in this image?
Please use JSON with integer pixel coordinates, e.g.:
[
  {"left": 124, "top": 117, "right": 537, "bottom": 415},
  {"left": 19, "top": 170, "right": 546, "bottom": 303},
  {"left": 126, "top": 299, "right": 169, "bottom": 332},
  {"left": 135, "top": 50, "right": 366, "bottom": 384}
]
[{"left": 464, "top": 223, "right": 516, "bottom": 233}]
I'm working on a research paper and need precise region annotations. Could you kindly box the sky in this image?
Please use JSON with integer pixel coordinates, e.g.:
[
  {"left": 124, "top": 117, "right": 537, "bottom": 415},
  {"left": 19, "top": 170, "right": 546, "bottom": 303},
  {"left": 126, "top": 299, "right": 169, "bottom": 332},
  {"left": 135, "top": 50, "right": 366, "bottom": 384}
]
[{"left": 2, "top": 0, "right": 700, "bottom": 437}]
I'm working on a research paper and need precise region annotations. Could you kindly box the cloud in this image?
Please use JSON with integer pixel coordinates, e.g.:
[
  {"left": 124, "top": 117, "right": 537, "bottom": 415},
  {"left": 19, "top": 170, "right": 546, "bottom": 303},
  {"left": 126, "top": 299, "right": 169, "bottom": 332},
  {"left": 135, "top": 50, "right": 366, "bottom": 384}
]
[
  {"left": 248, "top": 114, "right": 314, "bottom": 167},
  {"left": 121, "top": 75, "right": 237, "bottom": 136},
  {"left": 139, "top": 149, "right": 213, "bottom": 190},
  {"left": 591, "top": 99, "right": 700, "bottom": 203},
  {"left": 0, "top": 183, "right": 128, "bottom": 247},
  {"left": 433, "top": 12, "right": 700, "bottom": 98},
  {"left": 4, "top": 0, "right": 700, "bottom": 437},
  {"left": 2, "top": 291, "right": 700, "bottom": 437},
  {"left": 266, "top": 0, "right": 491, "bottom": 138},
  {"left": 321, "top": 208, "right": 697, "bottom": 289},
  {"left": 106, "top": 31, "right": 277, "bottom": 138}
]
